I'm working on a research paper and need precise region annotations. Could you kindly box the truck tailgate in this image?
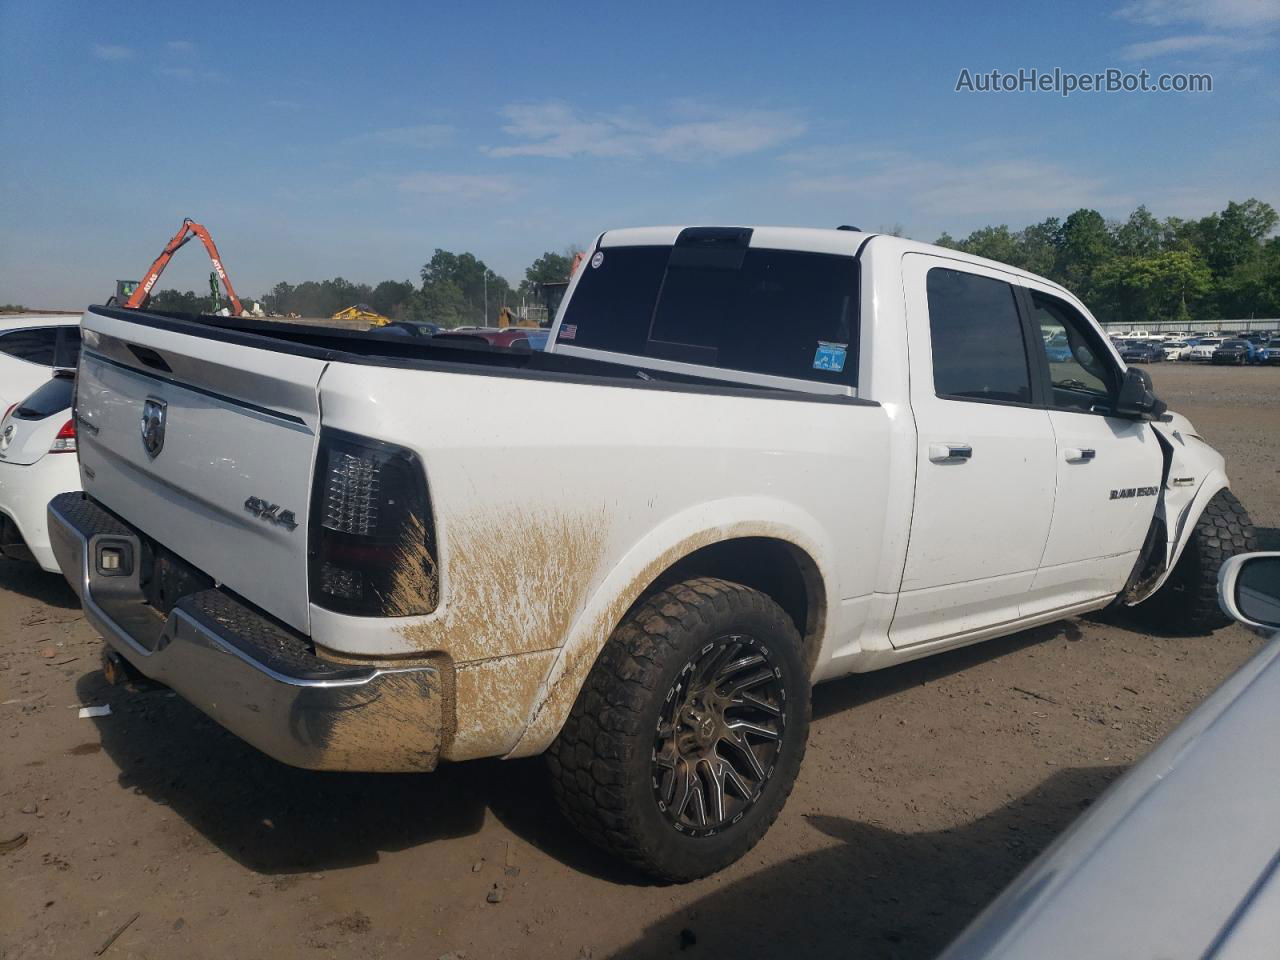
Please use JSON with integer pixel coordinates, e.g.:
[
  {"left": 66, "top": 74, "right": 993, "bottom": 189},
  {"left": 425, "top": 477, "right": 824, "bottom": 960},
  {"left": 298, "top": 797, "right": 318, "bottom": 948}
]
[{"left": 77, "top": 309, "right": 326, "bottom": 632}]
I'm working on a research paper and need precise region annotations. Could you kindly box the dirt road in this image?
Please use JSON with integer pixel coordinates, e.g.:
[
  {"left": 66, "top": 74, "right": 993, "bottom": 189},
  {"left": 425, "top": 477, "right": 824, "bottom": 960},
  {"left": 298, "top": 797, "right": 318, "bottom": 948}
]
[{"left": 2, "top": 363, "right": 1276, "bottom": 960}]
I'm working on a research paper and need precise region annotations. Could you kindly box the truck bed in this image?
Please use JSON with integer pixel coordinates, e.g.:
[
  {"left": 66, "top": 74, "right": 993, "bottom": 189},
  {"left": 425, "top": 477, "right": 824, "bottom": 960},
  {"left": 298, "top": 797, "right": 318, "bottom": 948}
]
[{"left": 94, "top": 306, "right": 871, "bottom": 406}]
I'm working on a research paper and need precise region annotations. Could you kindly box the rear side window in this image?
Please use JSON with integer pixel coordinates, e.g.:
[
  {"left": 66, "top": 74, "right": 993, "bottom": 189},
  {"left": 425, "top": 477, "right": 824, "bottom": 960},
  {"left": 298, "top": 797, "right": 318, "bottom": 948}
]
[
  {"left": 926, "top": 268, "right": 1031, "bottom": 404},
  {"left": 54, "top": 327, "right": 81, "bottom": 368},
  {"left": 0, "top": 327, "right": 60, "bottom": 365},
  {"left": 559, "top": 244, "right": 859, "bottom": 387},
  {"left": 14, "top": 375, "right": 74, "bottom": 419}
]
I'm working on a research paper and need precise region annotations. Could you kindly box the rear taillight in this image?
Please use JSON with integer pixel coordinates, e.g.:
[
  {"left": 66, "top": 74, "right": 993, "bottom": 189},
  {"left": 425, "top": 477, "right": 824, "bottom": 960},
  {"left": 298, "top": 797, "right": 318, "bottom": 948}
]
[
  {"left": 49, "top": 419, "right": 76, "bottom": 453},
  {"left": 308, "top": 428, "right": 437, "bottom": 617}
]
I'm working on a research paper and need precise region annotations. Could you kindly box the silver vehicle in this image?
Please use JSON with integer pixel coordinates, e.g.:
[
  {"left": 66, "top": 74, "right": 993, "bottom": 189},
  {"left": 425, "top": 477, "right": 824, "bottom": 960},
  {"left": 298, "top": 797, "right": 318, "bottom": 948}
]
[{"left": 940, "top": 550, "right": 1280, "bottom": 960}]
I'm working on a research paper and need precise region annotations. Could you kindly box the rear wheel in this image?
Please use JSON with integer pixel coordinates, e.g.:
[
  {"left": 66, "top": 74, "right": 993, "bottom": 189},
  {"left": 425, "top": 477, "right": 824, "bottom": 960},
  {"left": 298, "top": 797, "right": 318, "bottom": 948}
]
[
  {"left": 1136, "top": 488, "right": 1257, "bottom": 634},
  {"left": 547, "top": 577, "right": 810, "bottom": 882}
]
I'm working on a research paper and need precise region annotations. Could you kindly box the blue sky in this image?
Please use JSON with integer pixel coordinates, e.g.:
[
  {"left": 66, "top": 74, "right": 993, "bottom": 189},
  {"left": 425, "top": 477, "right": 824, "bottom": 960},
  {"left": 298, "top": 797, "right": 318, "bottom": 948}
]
[{"left": 1, "top": 0, "right": 1277, "bottom": 309}]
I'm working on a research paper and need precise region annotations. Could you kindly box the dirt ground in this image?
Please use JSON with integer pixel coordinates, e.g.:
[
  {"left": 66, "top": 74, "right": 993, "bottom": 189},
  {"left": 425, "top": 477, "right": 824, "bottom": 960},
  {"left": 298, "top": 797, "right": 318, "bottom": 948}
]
[{"left": 2, "top": 362, "right": 1277, "bottom": 960}]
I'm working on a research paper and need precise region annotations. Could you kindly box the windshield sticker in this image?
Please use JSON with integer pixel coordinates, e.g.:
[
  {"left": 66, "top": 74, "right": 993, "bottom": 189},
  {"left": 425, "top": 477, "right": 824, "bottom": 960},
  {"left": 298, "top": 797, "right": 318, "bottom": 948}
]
[
  {"left": 813, "top": 341, "right": 847, "bottom": 372},
  {"left": 559, "top": 324, "right": 577, "bottom": 341},
  {"left": 590, "top": 251, "right": 604, "bottom": 269}
]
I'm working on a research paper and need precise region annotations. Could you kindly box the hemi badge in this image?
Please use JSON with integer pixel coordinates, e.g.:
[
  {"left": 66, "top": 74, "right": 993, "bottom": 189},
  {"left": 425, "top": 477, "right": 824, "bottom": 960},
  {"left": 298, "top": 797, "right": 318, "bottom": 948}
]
[{"left": 1171, "top": 477, "right": 1195, "bottom": 487}]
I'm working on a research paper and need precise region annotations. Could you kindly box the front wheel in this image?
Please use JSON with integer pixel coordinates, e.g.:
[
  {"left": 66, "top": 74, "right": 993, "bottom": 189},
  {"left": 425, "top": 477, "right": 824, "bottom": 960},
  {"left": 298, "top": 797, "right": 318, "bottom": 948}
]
[
  {"left": 1135, "top": 488, "right": 1258, "bottom": 633},
  {"left": 547, "top": 577, "right": 810, "bottom": 882}
]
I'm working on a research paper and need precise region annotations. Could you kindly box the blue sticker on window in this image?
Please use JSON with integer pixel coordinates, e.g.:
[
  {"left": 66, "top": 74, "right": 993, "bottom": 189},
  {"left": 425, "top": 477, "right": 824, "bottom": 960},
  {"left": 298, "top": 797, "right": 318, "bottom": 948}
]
[{"left": 813, "top": 341, "right": 847, "bottom": 372}]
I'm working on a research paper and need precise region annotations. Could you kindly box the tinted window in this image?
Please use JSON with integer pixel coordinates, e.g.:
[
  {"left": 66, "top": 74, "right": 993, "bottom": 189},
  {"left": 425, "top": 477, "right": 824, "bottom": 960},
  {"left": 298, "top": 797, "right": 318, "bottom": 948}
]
[
  {"left": 559, "top": 245, "right": 858, "bottom": 387},
  {"left": 559, "top": 246, "right": 669, "bottom": 358},
  {"left": 14, "top": 374, "right": 74, "bottom": 419},
  {"left": 0, "top": 327, "right": 59, "bottom": 365},
  {"left": 926, "top": 268, "right": 1031, "bottom": 403},
  {"left": 54, "top": 327, "right": 81, "bottom": 367}
]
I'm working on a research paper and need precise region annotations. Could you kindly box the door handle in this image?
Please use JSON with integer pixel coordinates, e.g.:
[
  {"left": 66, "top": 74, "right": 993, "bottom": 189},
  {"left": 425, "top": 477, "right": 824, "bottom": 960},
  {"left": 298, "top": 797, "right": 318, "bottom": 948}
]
[
  {"left": 1064, "top": 447, "right": 1096, "bottom": 463},
  {"left": 929, "top": 443, "right": 973, "bottom": 463}
]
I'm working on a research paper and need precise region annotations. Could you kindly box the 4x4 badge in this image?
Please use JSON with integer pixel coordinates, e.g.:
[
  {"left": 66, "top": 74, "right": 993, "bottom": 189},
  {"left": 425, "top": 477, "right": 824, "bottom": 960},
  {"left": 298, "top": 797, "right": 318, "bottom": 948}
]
[{"left": 244, "top": 496, "right": 298, "bottom": 531}]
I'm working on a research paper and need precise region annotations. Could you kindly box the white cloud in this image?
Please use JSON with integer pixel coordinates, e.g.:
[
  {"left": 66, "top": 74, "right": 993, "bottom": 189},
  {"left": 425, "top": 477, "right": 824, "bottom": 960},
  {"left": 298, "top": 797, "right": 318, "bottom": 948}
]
[
  {"left": 166, "top": 39, "right": 196, "bottom": 53},
  {"left": 397, "top": 172, "right": 518, "bottom": 201},
  {"left": 1119, "top": 32, "right": 1267, "bottom": 59},
  {"left": 350, "top": 124, "right": 454, "bottom": 149},
  {"left": 1115, "top": 0, "right": 1279, "bottom": 59},
  {"left": 786, "top": 150, "right": 1130, "bottom": 219},
  {"left": 1116, "top": 0, "right": 1280, "bottom": 29},
  {"left": 92, "top": 43, "right": 134, "bottom": 62},
  {"left": 488, "top": 101, "right": 806, "bottom": 161}
]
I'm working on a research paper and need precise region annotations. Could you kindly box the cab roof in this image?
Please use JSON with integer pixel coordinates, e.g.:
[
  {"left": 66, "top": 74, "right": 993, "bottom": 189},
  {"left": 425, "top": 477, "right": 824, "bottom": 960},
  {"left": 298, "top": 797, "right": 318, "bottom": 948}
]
[{"left": 596, "top": 226, "right": 1071, "bottom": 295}]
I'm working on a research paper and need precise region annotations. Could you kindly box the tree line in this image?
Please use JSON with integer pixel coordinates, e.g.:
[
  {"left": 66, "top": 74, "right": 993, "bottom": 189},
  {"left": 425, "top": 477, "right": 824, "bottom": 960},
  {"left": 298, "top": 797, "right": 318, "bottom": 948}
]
[
  {"left": 936, "top": 198, "right": 1278, "bottom": 326},
  {"left": 147, "top": 249, "right": 579, "bottom": 327},
  {"left": 146, "top": 198, "right": 1280, "bottom": 328}
]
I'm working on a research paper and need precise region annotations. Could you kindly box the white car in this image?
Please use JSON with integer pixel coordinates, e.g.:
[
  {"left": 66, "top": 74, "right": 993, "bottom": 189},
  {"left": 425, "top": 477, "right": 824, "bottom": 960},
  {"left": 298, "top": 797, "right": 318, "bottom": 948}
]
[
  {"left": 0, "top": 373, "right": 81, "bottom": 571},
  {"left": 0, "top": 314, "right": 81, "bottom": 417},
  {"left": 940, "top": 550, "right": 1280, "bottom": 960},
  {"left": 49, "top": 226, "right": 1256, "bottom": 880},
  {"left": 1189, "top": 337, "right": 1225, "bottom": 361},
  {"left": 1163, "top": 339, "right": 1194, "bottom": 361}
]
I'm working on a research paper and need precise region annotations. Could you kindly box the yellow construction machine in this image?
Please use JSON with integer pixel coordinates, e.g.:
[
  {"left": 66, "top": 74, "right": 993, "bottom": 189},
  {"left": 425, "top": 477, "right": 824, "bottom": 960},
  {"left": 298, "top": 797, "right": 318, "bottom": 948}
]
[{"left": 331, "top": 303, "right": 390, "bottom": 326}]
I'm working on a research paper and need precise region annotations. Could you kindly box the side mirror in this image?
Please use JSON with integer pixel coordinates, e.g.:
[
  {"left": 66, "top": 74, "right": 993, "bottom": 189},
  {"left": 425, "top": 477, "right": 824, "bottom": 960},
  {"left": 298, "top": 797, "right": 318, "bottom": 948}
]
[
  {"left": 1114, "top": 367, "right": 1167, "bottom": 421},
  {"left": 1218, "top": 553, "right": 1280, "bottom": 631}
]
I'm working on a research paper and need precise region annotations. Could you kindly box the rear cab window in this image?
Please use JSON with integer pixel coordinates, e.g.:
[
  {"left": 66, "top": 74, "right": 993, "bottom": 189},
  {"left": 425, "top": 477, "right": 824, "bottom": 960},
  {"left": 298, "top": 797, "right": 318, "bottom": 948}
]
[{"left": 556, "top": 228, "right": 859, "bottom": 392}]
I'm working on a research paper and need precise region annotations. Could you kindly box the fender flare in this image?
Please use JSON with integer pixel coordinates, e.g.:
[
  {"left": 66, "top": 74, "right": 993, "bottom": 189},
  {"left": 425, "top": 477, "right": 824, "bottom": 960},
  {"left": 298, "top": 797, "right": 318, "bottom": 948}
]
[
  {"left": 505, "top": 498, "right": 836, "bottom": 758},
  {"left": 1128, "top": 468, "right": 1230, "bottom": 604}
]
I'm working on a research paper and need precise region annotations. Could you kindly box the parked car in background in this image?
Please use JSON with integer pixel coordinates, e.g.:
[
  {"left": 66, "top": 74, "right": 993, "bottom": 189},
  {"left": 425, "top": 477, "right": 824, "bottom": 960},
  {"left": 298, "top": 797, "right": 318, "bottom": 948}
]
[
  {"left": 433, "top": 327, "right": 540, "bottom": 349},
  {"left": 940, "top": 549, "right": 1280, "bottom": 960},
  {"left": 0, "top": 314, "right": 81, "bottom": 417},
  {"left": 1044, "top": 332, "right": 1073, "bottom": 362},
  {"left": 1211, "top": 339, "right": 1254, "bottom": 365},
  {"left": 1189, "top": 337, "right": 1225, "bottom": 361},
  {"left": 0, "top": 371, "right": 80, "bottom": 571},
  {"left": 1257, "top": 343, "right": 1280, "bottom": 365},
  {"left": 376, "top": 320, "right": 440, "bottom": 338},
  {"left": 1118, "top": 340, "right": 1163, "bottom": 363},
  {"left": 1162, "top": 339, "right": 1194, "bottom": 361}
]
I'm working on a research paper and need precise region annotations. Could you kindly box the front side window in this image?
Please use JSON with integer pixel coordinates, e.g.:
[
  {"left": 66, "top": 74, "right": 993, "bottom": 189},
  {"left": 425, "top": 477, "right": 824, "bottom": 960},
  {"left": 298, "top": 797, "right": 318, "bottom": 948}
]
[
  {"left": 558, "top": 243, "right": 859, "bottom": 387},
  {"left": 1029, "top": 290, "right": 1117, "bottom": 413},
  {"left": 925, "top": 268, "right": 1031, "bottom": 404},
  {"left": 0, "top": 327, "right": 59, "bottom": 366}
]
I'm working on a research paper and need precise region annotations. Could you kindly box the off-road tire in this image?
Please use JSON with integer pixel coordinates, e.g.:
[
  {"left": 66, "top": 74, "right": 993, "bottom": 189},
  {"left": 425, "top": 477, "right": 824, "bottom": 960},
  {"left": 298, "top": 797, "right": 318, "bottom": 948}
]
[
  {"left": 547, "top": 577, "right": 810, "bottom": 882},
  {"left": 1138, "top": 488, "right": 1257, "bottom": 633}
]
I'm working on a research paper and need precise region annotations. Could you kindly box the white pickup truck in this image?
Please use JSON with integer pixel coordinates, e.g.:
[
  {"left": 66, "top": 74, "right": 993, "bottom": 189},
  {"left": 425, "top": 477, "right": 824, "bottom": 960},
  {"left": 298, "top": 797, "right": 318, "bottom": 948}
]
[{"left": 50, "top": 226, "right": 1255, "bottom": 880}]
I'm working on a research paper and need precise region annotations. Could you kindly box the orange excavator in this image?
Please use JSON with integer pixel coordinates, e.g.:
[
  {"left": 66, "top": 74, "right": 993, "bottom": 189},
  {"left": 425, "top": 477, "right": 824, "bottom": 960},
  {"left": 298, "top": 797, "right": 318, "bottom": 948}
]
[{"left": 115, "top": 218, "right": 244, "bottom": 316}]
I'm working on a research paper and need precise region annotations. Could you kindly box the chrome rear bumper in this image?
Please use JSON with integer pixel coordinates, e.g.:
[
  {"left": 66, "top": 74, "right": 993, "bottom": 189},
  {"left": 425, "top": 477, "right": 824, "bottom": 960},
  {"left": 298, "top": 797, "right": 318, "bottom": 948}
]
[{"left": 48, "top": 493, "right": 445, "bottom": 772}]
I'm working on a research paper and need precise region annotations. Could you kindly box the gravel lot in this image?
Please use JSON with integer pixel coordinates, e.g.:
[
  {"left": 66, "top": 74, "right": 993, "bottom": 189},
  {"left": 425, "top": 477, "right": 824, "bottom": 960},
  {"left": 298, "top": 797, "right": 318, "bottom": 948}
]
[{"left": 2, "top": 362, "right": 1277, "bottom": 960}]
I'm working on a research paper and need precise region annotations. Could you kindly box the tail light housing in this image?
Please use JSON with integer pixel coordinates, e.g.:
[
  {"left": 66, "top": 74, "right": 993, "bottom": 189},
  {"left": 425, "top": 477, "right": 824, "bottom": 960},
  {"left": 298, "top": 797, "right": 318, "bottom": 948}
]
[
  {"left": 48, "top": 419, "right": 76, "bottom": 453},
  {"left": 308, "top": 428, "right": 437, "bottom": 617}
]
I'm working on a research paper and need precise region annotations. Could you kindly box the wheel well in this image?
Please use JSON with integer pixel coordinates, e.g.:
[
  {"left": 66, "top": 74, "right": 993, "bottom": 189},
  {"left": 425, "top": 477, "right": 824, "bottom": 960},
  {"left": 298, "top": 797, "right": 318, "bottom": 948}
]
[{"left": 633, "top": 537, "right": 826, "bottom": 670}]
